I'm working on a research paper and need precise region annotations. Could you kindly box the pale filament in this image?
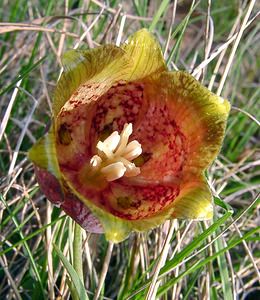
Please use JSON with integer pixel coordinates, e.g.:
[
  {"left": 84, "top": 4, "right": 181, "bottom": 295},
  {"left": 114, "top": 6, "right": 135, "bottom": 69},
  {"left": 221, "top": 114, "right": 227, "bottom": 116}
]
[{"left": 90, "top": 123, "right": 142, "bottom": 182}]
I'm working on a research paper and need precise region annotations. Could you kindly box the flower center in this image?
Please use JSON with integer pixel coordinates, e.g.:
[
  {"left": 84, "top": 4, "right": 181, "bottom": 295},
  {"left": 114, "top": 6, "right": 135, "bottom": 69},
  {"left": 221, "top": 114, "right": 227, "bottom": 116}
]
[{"left": 90, "top": 123, "right": 142, "bottom": 181}]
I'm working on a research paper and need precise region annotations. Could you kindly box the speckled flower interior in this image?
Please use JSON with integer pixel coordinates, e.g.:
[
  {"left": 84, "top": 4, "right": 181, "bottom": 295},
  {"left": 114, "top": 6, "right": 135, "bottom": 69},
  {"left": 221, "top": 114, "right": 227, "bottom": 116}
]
[{"left": 29, "top": 29, "right": 230, "bottom": 242}]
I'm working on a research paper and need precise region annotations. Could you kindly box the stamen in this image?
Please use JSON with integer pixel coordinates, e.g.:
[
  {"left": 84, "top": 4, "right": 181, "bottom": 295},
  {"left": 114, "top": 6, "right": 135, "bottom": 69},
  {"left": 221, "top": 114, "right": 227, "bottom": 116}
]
[
  {"left": 117, "top": 157, "right": 140, "bottom": 177},
  {"left": 97, "top": 141, "right": 113, "bottom": 158},
  {"left": 116, "top": 123, "right": 133, "bottom": 155},
  {"left": 101, "top": 162, "right": 126, "bottom": 182},
  {"left": 123, "top": 141, "right": 142, "bottom": 161},
  {"left": 90, "top": 155, "right": 102, "bottom": 168},
  {"left": 103, "top": 131, "right": 120, "bottom": 152},
  {"left": 89, "top": 123, "right": 142, "bottom": 181}
]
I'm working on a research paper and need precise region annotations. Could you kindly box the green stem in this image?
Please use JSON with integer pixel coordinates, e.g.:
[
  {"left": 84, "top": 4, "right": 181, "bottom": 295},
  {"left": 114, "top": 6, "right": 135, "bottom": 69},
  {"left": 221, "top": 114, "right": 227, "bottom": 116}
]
[{"left": 73, "top": 223, "right": 84, "bottom": 283}]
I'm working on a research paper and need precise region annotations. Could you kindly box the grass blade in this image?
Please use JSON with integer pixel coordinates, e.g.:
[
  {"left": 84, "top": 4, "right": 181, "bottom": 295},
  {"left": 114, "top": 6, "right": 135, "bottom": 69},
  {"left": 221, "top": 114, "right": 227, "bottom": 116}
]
[
  {"left": 53, "top": 243, "right": 89, "bottom": 300},
  {"left": 149, "top": 0, "right": 170, "bottom": 32}
]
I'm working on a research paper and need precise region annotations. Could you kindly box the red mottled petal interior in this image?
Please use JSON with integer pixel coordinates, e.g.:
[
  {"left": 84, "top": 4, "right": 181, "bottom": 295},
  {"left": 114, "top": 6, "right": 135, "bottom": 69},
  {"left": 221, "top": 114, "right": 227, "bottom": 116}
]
[{"left": 56, "top": 81, "right": 188, "bottom": 220}]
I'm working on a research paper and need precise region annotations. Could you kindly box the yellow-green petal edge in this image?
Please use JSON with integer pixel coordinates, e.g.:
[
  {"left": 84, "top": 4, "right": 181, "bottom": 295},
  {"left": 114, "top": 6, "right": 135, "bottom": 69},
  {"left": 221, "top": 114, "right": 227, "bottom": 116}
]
[
  {"left": 171, "top": 180, "right": 213, "bottom": 220},
  {"left": 160, "top": 71, "right": 230, "bottom": 176},
  {"left": 122, "top": 28, "right": 167, "bottom": 81},
  {"left": 53, "top": 45, "right": 132, "bottom": 116},
  {"left": 63, "top": 178, "right": 131, "bottom": 242},
  {"left": 28, "top": 125, "right": 61, "bottom": 180}
]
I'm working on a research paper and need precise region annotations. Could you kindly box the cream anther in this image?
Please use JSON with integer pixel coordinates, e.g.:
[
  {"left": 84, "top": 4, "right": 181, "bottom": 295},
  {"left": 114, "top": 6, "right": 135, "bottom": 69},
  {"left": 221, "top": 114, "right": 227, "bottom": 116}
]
[
  {"left": 123, "top": 140, "right": 142, "bottom": 161},
  {"left": 115, "top": 123, "right": 133, "bottom": 155},
  {"left": 101, "top": 162, "right": 126, "bottom": 182},
  {"left": 90, "top": 123, "right": 142, "bottom": 182},
  {"left": 90, "top": 155, "right": 102, "bottom": 168}
]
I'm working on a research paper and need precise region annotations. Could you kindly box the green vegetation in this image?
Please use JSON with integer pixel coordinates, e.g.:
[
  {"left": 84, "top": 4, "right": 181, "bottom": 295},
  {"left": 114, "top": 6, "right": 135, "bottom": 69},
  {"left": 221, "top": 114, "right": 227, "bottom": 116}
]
[{"left": 0, "top": 0, "right": 259, "bottom": 299}]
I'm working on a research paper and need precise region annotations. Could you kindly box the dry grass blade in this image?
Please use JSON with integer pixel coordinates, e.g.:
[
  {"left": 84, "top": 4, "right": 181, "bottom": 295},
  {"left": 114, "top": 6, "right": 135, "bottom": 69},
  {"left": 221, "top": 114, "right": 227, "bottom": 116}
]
[
  {"left": 0, "top": 22, "right": 79, "bottom": 38},
  {"left": 1, "top": 1, "right": 259, "bottom": 299},
  {"left": 0, "top": 256, "right": 22, "bottom": 300},
  {"left": 93, "top": 242, "right": 114, "bottom": 300},
  {"left": 216, "top": 0, "right": 256, "bottom": 96},
  {"left": 232, "top": 106, "right": 260, "bottom": 126},
  {"left": 0, "top": 80, "right": 22, "bottom": 143},
  {"left": 145, "top": 221, "right": 175, "bottom": 300},
  {"left": 192, "top": 11, "right": 259, "bottom": 77}
]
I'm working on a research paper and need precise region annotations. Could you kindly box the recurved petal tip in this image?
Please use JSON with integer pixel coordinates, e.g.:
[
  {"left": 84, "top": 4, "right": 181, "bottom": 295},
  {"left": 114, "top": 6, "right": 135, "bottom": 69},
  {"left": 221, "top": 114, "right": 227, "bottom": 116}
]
[{"left": 35, "top": 167, "right": 103, "bottom": 233}]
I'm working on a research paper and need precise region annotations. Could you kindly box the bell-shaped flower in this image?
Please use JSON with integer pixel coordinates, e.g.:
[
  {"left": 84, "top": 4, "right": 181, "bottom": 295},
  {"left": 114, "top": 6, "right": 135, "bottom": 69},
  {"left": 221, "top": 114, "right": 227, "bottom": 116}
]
[{"left": 29, "top": 29, "right": 230, "bottom": 242}]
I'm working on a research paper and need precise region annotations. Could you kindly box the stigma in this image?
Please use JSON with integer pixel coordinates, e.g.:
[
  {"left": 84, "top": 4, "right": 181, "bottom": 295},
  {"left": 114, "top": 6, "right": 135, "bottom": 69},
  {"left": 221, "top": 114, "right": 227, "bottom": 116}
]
[{"left": 90, "top": 123, "right": 142, "bottom": 181}]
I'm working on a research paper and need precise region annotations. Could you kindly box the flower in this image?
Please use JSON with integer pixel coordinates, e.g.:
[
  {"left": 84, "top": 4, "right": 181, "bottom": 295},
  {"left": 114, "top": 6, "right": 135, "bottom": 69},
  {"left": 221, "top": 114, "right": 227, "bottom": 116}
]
[{"left": 29, "top": 29, "right": 230, "bottom": 242}]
